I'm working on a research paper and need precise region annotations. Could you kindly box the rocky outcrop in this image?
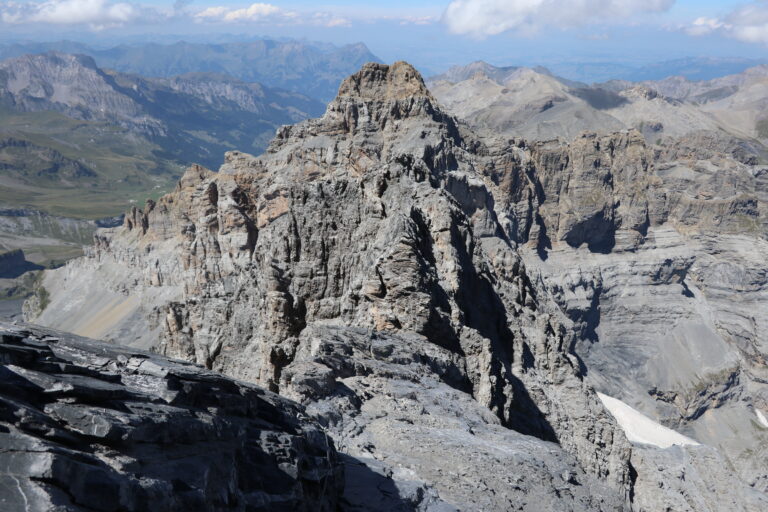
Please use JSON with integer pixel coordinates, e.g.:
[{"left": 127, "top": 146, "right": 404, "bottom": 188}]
[
  {"left": 26, "top": 61, "right": 768, "bottom": 509},
  {"left": 283, "top": 325, "right": 628, "bottom": 511},
  {"left": 481, "top": 129, "right": 768, "bottom": 490},
  {"left": 485, "top": 130, "right": 657, "bottom": 254},
  {"left": 0, "top": 322, "right": 342, "bottom": 511},
  {"left": 656, "top": 130, "right": 768, "bottom": 165},
  {"left": 28, "top": 62, "right": 633, "bottom": 506}
]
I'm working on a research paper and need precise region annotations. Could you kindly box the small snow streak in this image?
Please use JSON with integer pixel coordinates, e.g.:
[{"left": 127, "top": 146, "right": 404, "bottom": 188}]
[
  {"left": 597, "top": 392, "right": 700, "bottom": 449},
  {"left": 756, "top": 409, "right": 768, "bottom": 428}
]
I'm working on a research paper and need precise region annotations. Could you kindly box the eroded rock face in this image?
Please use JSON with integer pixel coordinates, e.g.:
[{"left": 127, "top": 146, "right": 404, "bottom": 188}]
[
  {"left": 481, "top": 128, "right": 768, "bottom": 491},
  {"left": 282, "top": 325, "right": 628, "bottom": 511},
  {"left": 28, "top": 62, "right": 632, "bottom": 507},
  {"left": 630, "top": 445, "right": 768, "bottom": 512},
  {"left": 0, "top": 322, "right": 342, "bottom": 511},
  {"left": 26, "top": 62, "right": 768, "bottom": 509}
]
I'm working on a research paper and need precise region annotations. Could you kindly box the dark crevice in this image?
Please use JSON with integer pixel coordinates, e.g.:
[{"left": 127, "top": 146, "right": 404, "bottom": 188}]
[{"left": 628, "top": 460, "right": 638, "bottom": 503}]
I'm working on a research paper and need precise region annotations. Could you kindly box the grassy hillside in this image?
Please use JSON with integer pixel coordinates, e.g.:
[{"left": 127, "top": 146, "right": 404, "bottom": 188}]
[
  {"left": 757, "top": 119, "right": 768, "bottom": 139},
  {"left": 0, "top": 53, "right": 329, "bottom": 218},
  {"left": 0, "top": 107, "right": 182, "bottom": 218}
]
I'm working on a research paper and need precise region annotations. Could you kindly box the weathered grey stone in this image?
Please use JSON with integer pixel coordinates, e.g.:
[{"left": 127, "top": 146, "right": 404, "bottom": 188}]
[
  {"left": 0, "top": 322, "right": 343, "bottom": 512},
  {"left": 484, "top": 131, "right": 768, "bottom": 491},
  {"left": 24, "top": 61, "right": 768, "bottom": 510},
  {"left": 630, "top": 444, "right": 768, "bottom": 512},
  {"left": 283, "top": 325, "right": 628, "bottom": 511}
]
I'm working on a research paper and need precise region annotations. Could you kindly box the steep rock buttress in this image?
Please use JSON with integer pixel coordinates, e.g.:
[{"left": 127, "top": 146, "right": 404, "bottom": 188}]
[{"left": 26, "top": 62, "right": 768, "bottom": 510}]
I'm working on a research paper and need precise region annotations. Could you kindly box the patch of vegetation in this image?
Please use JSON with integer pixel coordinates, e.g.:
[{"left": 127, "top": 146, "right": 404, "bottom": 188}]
[
  {"left": 0, "top": 107, "right": 182, "bottom": 218},
  {"left": 0, "top": 270, "right": 41, "bottom": 300},
  {"left": 36, "top": 284, "right": 50, "bottom": 312},
  {"left": 756, "top": 119, "right": 768, "bottom": 139}
]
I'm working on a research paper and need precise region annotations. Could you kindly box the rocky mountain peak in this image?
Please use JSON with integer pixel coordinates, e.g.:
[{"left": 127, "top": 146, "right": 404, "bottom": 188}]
[
  {"left": 273, "top": 60, "right": 460, "bottom": 144},
  {"left": 1, "top": 51, "right": 105, "bottom": 94},
  {"left": 12, "top": 51, "right": 99, "bottom": 71},
  {"left": 620, "top": 85, "right": 661, "bottom": 101},
  {"left": 0, "top": 51, "right": 152, "bottom": 131},
  {"left": 336, "top": 61, "right": 432, "bottom": 102},
  {"left": 21, "top": 60, "right": 768, "bottom": 511},
  {"left": 430, "top": 60, "right": 524, "bottom": 85}
]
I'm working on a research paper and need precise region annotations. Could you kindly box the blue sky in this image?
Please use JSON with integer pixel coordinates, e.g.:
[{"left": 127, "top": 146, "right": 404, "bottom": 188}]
[{"left": 1, "top": 1, "right": 767, "bottom": 74}]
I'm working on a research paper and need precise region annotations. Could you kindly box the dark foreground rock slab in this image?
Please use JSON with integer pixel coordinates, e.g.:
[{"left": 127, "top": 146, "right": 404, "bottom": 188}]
[{"left": 0, "top": 322, "right": 342, "bottom": 512}]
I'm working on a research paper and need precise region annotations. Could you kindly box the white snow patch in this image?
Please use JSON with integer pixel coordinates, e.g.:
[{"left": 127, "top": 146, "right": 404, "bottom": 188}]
[
  {"left": 757, "top": 409, "right": 768, "bottom": 428},
  {"left": 597, "top": 392, "right": 700, "bottom": 449}
]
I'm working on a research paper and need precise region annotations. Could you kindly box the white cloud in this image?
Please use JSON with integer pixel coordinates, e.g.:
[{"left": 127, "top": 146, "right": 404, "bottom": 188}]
[
  {"left": 195, "top": 3, "right": 281, "bottom": 23},
  {"left": 194, "top": 6, "right": 229, "bottom": 20},
  {"left": 310, "top": 11, "right": 351, "bottom": 28},
  {"left": 442, "top": 0, "right": 675, "bottom": 37},
  {"left": 688, "top": 2, "right": 768, "bottom": 45},
  {"left": 32, "top": 0, "right": 135, "bottom": 25},
  {"left": 686, "top": 17, "right": 729, "bottom": 37},
  {"left": 324, "top": 17, "right": 352, "bottom": 28},
  {"left": 0, "top": 0, "right": 158, "bottom": 29},
  {"left": 0, "top": 1, "right": 26, "bottom": 24},
  {"left": 398, "top": 16, "right": 438, "bottom": 26},
  {"left": 723, "top": 2, "right": 768, "bottom": 44},
  {"left": 193, "top": 3, "right": 349, "bottom": 27},
  {"left": 0, "top": 1, "right": 439, "bottom": 30}
]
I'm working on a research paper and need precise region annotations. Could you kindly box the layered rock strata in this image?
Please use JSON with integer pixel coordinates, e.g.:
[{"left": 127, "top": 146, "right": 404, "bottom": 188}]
[
  {"left": 481, "top": 130, "right": 768, "bottom": 491},
  {"left": 0, "top": 322, "right": 342, "bottom": 511},
  {"left": 25, "top": 62, "right": 768, "bottom": 510}
]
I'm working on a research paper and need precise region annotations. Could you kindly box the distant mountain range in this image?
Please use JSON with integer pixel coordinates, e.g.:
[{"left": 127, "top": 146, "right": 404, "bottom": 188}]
[
  {"left": 1, "top": 40, "right": 763, "bottom": 90},
  {"left": 429, "top": 61, "right": 768, "bottom": 162},
  {"left": 0, "top": 39, "right": 381, "bottom": 102},
  {"left": 542, "top": 56, "right": 768, "bottom": 84},
  {"left": 0, "top": 52, "right": 326, "bottom": 221}
]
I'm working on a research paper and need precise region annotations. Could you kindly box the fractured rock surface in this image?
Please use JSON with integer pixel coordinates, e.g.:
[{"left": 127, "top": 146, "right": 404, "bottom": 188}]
[
  {"left": 484, "top": 131, "right": 768, "bottom": 491},
  {"left": 0, "top": 322, "right": 341, "bottom": 511},
  {"left": 24, "top": 61, "right": 768, "bottom": 509}
]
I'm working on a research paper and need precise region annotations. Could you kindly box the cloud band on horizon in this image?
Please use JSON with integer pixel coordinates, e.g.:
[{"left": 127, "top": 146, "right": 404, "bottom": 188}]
[{"left": 442, "top": 0, "right": 676, "bottom": 37}]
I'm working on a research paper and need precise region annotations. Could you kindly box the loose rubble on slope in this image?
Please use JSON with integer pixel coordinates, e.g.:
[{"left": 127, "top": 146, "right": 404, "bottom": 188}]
[{"left": 21, "top": 62, "right": 768, "bottom": 510}]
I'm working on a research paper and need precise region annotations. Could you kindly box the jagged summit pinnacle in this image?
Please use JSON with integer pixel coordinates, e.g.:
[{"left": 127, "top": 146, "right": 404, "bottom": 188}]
[
  {"left": 336, "top": 61, "right": 433, "bottom": 102},
  {"left": 270, "top": 60, "right": 453, "bottom": 139}
]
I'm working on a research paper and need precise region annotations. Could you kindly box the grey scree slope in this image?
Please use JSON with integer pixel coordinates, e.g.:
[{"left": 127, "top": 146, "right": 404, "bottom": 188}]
[{"left": 21, "top": 61, "right": 768, "bottom": 511}]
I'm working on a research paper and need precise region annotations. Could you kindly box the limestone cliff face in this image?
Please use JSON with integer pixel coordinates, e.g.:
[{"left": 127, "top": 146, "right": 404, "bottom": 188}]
[
  {"left": 26, "top": 62, "right": 768, "bottom": 510},
  {"left": 485, "top": 131, "right": 658, "bottom": 253},
  {"left": 479, "top": 123, "right": 768, "bottom": 492}
]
